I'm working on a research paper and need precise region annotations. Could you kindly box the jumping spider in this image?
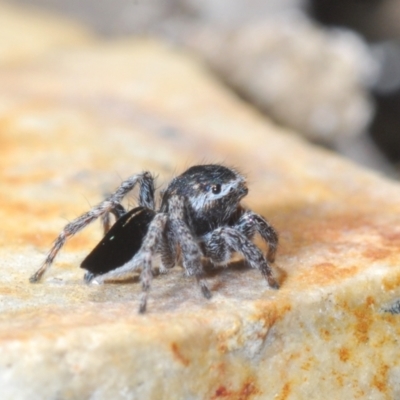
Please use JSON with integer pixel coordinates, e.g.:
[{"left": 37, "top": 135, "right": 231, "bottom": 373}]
[{"left": 30, "top": 164, "right": 279, "bottom": 312}]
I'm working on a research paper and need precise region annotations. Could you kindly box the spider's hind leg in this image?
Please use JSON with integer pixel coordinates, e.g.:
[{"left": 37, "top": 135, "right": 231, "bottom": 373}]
[
  {"left": 30, "top": 172, "right": 155, "bottom": 283},
  {"left": 91, "top": 213, "right": 168, "bottom": 313},
  {"left": 84, "top": 271, "right": 96, "bottom": 283},
  {"left": 102, "top": 171, "right": 156, "bottom": 235},
  {"left": 101, "top": 203, "right": 126, "bottom": 235}
]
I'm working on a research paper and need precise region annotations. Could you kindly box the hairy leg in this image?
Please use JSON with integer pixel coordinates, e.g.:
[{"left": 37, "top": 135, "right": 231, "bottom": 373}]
[
  {"left": 101, "top": 203, "right": 126, "bottom": 234},
  {"left": 168, "top": 196, "right": 211, "bottom": 299},
  {"left": 235, "top": 210, "right": 278, "bottom": 262},
  {"left": 203, "top": 226, "right": 279, "bottom": 289},
  {"left": 30, "top": 172, "right": 154, "bottom": 283},
  {"left": 158, "top": 220, "right": 177, "bottom": 273},
  {"left": 101, "top": 171, "right": 155, "bottom": 234},
  {"left": 92, "top": 213, "right": 168, "bottom": 313}
]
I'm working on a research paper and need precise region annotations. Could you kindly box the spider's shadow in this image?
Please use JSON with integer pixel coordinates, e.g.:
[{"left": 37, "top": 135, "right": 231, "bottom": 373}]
[
  {"left": 202, "top": 259, "right": 251, "bottom": 277},
  {"left": 87, "top": 259, "right": 281, "bottom": 310},
  {"left": 93, "top": 259, "right": 251, "bottom": 284}
]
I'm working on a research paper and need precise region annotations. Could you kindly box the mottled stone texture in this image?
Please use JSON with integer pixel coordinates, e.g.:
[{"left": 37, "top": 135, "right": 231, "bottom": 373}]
[{"left": 1, "top": 5, "right": 400, "bottom": 400}]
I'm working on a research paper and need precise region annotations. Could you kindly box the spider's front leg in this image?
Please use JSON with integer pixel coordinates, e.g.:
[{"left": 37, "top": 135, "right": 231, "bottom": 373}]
[
  {"left": 157, "top": 220, "right": 177, "bottom": 273},
  {"left": 202, "top": 226, "right": 279, "bottom": 289},
  {"left": 168, "top": 196, "right": 211, "bottom": 299},
  {"left": 30, "top": 172, "right": 155, "bottom": 283},
  {"left": 235, "top": 210, "right": 278, "bottom": 262}
]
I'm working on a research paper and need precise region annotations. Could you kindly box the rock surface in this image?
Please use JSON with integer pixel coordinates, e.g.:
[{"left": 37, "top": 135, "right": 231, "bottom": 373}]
[
  {"left": 7, "top": 0, "right": 376, "bottom": 145},
  {"left": 1, "top": 5, "right": 400, "bottom": 400},
  {"left": 0, "top": 1, "right": 93, "bottom": 65}
]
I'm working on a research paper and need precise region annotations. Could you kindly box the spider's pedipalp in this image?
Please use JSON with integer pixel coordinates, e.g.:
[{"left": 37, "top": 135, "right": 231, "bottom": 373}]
[{"left": 235, "top": 210, "right": 279, "bottom": 262}]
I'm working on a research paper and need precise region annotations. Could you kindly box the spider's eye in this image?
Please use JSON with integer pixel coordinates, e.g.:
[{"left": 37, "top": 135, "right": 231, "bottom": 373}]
[{"left": 211, "top": 184, "right": 221, "bottom": 194}]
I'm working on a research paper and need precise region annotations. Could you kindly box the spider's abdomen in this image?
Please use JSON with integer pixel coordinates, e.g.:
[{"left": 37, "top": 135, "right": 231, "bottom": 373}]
[{"left": 81, "top": 207, "right": 155, "bottom": 275}]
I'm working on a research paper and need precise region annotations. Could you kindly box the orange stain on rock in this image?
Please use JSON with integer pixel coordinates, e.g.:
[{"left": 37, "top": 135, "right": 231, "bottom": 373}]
[
  {"left": 239, "top": 382, "right": 259, "bottom": 400},
  {"left": 379, "top": 228, "right": 400, "bottom": 248},
  {"left": 320, "top": 328, "right": 331, "bottom": 341},
  {"left": 0, "top": 193, "right": 101, "bottom": 250},
  {"left": 352, "top": 301, "right": 374, "bottom": 344},
  {"left": 295, "top": 263, "right": 359, "bottom": 287},
  {"left": 170, "top": 342, "right": 190, "bottom": 367},
  {"left": 362, "top": 247, "right": 391, "bottom": 262},
  {"left": 275, "top": 207, "right": 400, "bottom": 277},
  {"left": 372, "top": 364, "right": 389, "bottom": 393},
  {"left": 211, "top": 380, "right": 259, "bottom": 400},
  {"left": 382, "top": 271, "right": 400, "bottom": 292},
  {"left": 253, "top": 300, "right": 292, "bottom": 331},
  {"left": 275, "top": 382, "right": 291, "bottom": 400},
  {"left": 338, "top": 346, "right": 350, "bottom": 362},
  {"left": 213, "top": 386, "right": 230, "bottom": 398}
]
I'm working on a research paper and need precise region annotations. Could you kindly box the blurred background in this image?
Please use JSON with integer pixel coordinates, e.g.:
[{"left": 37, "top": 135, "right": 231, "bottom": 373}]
[{"left": 5, "top": 0, "right": 400, "bottom": 179}]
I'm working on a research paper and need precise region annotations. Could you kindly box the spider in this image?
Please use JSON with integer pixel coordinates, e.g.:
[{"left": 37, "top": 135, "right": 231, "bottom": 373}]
[{"left": 30, "top": 164, "right": 279, "bottom": 312}]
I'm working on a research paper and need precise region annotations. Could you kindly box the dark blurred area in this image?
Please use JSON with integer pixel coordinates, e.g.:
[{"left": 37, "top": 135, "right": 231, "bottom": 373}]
[
  {"left": 5, "top": 0, "right": 400, "bottom": 177},
  {"left": 310, "top": 0, "right": 400, "bottom": 167},
  {"left": 309, "top": 0, "right": 400, "bottom": 41}
]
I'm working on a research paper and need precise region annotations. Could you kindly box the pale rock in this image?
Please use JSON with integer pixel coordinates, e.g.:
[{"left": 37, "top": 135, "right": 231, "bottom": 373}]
[
  {"left": 0, "top": 11, "right": 400, "bottom": 400},
  {"left": 4, "top": 0, "right": 376, "bottom": 147},
  {"left": 0, "top": 1, "right": 93, "bottom": 65}
]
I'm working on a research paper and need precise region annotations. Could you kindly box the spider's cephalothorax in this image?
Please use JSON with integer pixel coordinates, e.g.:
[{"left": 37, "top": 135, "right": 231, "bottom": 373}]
[
  {"left": 30, "top": 164, "right": 279, "bottom": 313},
  {"left": 161, "top": 165, "right": 248, "bottom": 235}
]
